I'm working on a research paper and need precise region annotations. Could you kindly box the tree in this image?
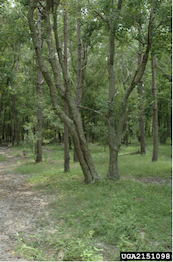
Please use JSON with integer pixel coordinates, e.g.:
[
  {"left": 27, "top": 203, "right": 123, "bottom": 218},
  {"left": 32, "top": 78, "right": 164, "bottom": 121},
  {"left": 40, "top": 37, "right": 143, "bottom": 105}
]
[
  {"left": 0, "top": 1, "right": 30, "bottom": 146},
  {"left": 138, "top": 24, "right": 146, "bottom": 154},
  {"left": 152, "top": 0, "right": 171, "bottom": 146},
  {"left": 28, "top": 0, "right": 100, "bottom": 183},
  {"left": 73, "top": 2, "right": 82, "bottom": 162},
  {"left": 92, "top": 0, "right": 158, "bottom": 179},
  {"left": 73, "top": 2, "right": 88, "bottom": 161},
  {"left": 105, "top": 0, "right": 123, "bottom": 179},
  {"left": 1, "top": 0, "right": 170, "bottom": 182},
  {"left": 63, "top": 8, "right": 70, "bottom": 172},
  {"left": 151, "top": 54, "right": 158, "bottom": 162},
  {"left": 36, "top": 5, "right": 43, "bottom": 162}
]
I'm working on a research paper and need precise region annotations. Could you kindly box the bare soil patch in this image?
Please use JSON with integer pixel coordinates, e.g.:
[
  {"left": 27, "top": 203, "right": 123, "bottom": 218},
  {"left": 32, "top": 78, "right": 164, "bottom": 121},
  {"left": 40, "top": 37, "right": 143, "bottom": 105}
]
[
  {"left": 0, "top": 146, "right": 48, "bottom": 261},
  {"left": 131, "top": 176, "right": 172, "bottom": 185}
]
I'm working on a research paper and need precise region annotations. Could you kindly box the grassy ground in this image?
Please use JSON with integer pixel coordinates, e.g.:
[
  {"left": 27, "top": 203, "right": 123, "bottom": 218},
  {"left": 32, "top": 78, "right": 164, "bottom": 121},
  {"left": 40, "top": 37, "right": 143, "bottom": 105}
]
[
  {"left": 5, "top": 139, "right": 172, "bottom": 261},
  {"left": 0, "top": 154, "right": 7, "bottom": 161}
]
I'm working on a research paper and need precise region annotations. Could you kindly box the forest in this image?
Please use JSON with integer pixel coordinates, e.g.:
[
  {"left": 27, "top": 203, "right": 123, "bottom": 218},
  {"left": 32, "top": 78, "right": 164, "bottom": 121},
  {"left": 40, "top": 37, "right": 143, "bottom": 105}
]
[{"left": 0, "top": 0, "right": 172, "bottom": 261}]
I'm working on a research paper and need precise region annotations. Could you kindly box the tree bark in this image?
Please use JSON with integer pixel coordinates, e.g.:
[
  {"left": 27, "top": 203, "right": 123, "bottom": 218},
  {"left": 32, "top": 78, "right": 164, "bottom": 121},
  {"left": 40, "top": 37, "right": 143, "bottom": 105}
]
[
  {"left": 125, "top": 122, "right": 128, "bottom": 146},
  {"left": 2, "top": 109, "right": 6, "bottom": 141},
  {"left": 138, "top": 29, "right": 146, "bottom": 154},
  {"left": 28, "top": 0, "right": 100, "bottom": 183},
  {"left": 151, "top": 54, "right": 158, "bottom": 161},
  {"left": 11, "top": 95, "right": 15, "bottom": 146},
  {"left": 21, "top": 118, "right": 25, "bottom": 142},
  {"left": 0, "top": 94, "right": 2, "bottom": 143},
  {"left": 73, "top": 13, "right": 81, "bottom": 161},
  {"left": 52, "top": 8, "right": 99, "bottom": 183},
  {"left": 63, "top": 9, "right": 70, "bottom": 172},
  {"left": 36, "top": 5, "right": 43, "bottom": 163},
  {"left": 74, "top": 6, "right": 87, "bottom": 161},
  {"left": 107, "top": 31, "right": 119, "bottom": 179}
]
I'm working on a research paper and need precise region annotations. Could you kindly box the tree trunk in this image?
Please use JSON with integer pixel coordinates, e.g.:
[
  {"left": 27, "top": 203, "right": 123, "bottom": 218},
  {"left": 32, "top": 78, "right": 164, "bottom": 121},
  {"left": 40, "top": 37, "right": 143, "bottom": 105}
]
[
  {"left": 2, "top": 109, "right": 6, "bottom": 141},
  {"left": 138, "top": 33, "right": 146, "bottom": 154},
  {"left": 74, "top": 5, "right": 82, "bottom": 162},
  {"left": 125, "top": 122, "right": 128, "bottom": 146},
  {"left": 63, "top": 9, "right": 70, "bottom": 172},
  {"left": 0, "top": 94, "right": 2, "bottom": 144},
  {"left": 151, "top": 54, "right": 158, "bottom": 161},
  {"left": 107, "top": 32, "right": 119, "bottom": 179},
  {"left": 36, "top": 6, "right": 43, "bottom": 163},
  {"left": 13, "top": 96, "right": 19, "bottom": 146},
  {"left": 15, "top": 119, "right": 19, "bottom": 146},
  {"left": 170, "top": 112, "right": 172, "bottom": 141},
  {"left": 11, "top": 96, "right": 15, "bottom": 146},
  {"left": 105, "top": 0, "right": 124, "bottom": 179},
  {"left": 21, "top": 118, "right": 25, "bottom": 142},
  {"left": 28, "top": 0, "right": 100, "bottom": 183}
]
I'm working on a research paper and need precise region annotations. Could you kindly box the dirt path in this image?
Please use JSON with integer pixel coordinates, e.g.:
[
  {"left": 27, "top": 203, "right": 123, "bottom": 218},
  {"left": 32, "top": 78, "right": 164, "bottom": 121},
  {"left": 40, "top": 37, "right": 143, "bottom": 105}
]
[
  {"left": 0, "top": 146, "right": 171, "bottom": 261},
  {"left": 0, "top": 146, "right": 48, "bottom": 261}
]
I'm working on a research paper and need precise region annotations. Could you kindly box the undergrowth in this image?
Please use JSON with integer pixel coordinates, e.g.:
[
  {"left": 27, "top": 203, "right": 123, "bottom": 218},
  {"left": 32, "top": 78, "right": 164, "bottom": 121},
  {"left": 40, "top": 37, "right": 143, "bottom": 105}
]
[{"left": 7, "top": 139, "right": 172, "bottom": 261}]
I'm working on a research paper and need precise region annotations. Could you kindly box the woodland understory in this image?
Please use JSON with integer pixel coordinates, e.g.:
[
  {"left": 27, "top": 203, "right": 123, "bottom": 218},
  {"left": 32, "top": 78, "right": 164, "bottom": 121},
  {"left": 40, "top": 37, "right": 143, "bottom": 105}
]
[
  {"left": 0, "top": 0, "right": 171, "bottom": 182},
  {"left": 0, "top": 140, "right": 172, "bottom": 260}
]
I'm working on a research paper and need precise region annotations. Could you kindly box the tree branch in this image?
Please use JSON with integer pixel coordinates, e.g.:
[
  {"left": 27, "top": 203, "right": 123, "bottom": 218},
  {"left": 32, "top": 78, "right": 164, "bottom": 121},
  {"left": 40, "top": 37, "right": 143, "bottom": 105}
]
[
  {"left": 53, "top": 5, "right": 70, "bottom": 93},
  {"left": 18, "top": 6, "right": 28, "bottom": 22},
  {"left": 44, "top": 6, "right": 65, "bottom": 97},
  {"left": 78, "top": 105, "right": 107, "bottom": 121},
  {"left": 115, "top": 0, "right": 158, "bottom": 150},
  {"left": 156, "top": 60, "right": 172, "bottom": 82},
  {"left": 123, "top": 7, "right": 157, "bottom": 103},
  {"left": 27, "top": 0, "right": 60, "bottom": 109},
  {"left": 67, "top": 70, "right": 76, "bottom": 88},
  {"left": 113, "top": 90, "right": 119, "bottom": 99},
  {"left": 94, "top": 10, "right": 109, "bottom": 25}
]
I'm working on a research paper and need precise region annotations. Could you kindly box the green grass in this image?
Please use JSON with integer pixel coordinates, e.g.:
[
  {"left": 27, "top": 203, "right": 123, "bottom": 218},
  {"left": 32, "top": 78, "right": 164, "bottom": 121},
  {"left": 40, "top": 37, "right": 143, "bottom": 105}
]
[
  {"left": 0, "top": 153, "right": 7, "bottom": 161},
  {"left": 9, "top": 140, "right": 172, "bottom": 261}
]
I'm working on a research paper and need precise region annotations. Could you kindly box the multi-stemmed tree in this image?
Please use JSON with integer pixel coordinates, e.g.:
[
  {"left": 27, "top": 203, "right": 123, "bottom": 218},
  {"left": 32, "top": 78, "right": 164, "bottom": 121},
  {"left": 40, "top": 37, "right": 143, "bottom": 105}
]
[
  {"left": 88, "top": 0, "right": 158, "bottom": 178},
  {"left": 28, "top": 0, "right": 100, "bottom": 183}
]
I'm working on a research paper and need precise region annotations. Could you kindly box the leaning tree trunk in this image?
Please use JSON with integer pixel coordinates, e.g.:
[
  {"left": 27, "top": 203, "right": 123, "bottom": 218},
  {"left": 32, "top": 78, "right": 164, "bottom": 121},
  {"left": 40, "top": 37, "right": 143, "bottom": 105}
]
[
  {"left": 53, "top": 4, "right": 99, "bottom": 183},
  {"left": 28, "top": 0, "right": 100, "bottom": 183},
  {"left": 63, "top": 9, "right": 70, "bottom": 172},
  {"left": 36, "top": 6, "right": 43, "bottom": 163},
  {"left": 151, "top": 54, "right": 158, "bottom": 161}
]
